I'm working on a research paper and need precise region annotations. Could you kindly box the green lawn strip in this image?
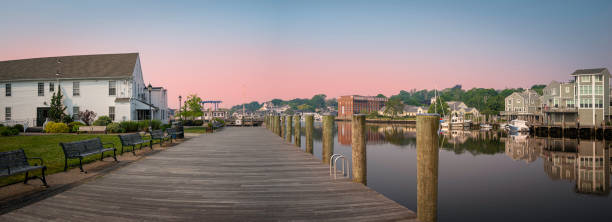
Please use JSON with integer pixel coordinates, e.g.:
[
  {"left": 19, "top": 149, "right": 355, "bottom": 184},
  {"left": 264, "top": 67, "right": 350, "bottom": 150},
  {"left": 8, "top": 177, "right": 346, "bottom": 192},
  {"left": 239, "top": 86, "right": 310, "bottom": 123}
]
[
  {"left": 184, "top": 127, "right": 209, "bottom": 134},
  {"left": 0, "top": 134, "right": 152, "bottom": 187}
]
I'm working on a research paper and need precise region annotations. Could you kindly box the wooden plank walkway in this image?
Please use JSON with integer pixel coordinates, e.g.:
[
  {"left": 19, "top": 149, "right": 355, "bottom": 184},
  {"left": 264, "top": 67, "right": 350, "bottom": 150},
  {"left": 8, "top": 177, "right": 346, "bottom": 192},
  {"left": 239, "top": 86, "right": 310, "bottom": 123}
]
[{"left": 1, "top": 127, "right": 416, "bottom": 221}]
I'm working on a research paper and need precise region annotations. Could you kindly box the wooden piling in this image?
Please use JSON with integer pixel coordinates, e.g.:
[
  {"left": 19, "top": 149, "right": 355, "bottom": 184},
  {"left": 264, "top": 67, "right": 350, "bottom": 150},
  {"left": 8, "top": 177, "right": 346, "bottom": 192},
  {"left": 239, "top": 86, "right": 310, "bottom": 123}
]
[
  {"left": 294, "top": 115, "right": 301, "bottom": 147},
  {"left": 351, "top": 114, "right": 366, "bottom": 185},
  {"left": 286, "top": 115, "right": 292, "bottom": 143},
  {"left": 305, "top": 115, "right": 314, "bottom": 154},
  {"left": 274, "top": 116, "right": 281, "bottom": 137},
  {"left": 281, "top": 116, "right": 285, "bottom": 138},
  {"left": 322, "top": 115, "right": 335, "bottom": 164},
  {"left": 416, "top": 114, "right": 439, "bottom": 222}
]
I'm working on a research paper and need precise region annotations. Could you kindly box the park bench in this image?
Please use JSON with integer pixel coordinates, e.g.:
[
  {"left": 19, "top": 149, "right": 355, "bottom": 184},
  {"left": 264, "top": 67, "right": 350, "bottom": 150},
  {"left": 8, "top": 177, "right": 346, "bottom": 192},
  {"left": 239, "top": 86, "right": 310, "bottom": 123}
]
[
  {"left": 150, "top": 130, "right": 170, "bottom": 147},
  {"left": 166, "top": 128, "right": 178, "bottom": 142},
  {"left": 118, "top": 133, "right": 151, "bottom": 155},
  {"left": 78, "top": 126, "right": 107, "bottom": 134},
  {"left": 60, "top": 138, "right": 117, "bottom": 173},
  {"left": 0, "top": 149, "right": 48, "bottom": 187}
]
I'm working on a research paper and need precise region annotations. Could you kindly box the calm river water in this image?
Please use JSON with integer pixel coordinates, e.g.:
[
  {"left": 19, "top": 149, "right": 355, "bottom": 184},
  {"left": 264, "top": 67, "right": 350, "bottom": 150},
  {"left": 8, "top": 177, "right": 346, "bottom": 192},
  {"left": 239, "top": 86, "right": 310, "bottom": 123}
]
[{"left": 290, "top": 121, "right": 611, "bottom": 222}]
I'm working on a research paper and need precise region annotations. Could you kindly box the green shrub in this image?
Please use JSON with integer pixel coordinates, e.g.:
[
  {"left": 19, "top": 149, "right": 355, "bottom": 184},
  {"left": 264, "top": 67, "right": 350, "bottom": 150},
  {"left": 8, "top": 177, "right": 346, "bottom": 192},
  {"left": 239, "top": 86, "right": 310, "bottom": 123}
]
[
  {"left": 62, "top": 115, "right": 74, "bottom": 123},
  {"left": 138, "top": 121, "right": 150, "bottom": 131},
  {"left": 44, "top": 122, "right": 69, "bottom": 133},
  {"left": 160, "top": 123, "right": 171, "bottom": 131},
  {"left": 0, "top": 126, "right": 19, "bottom": 136},
  {"left": 12, "top": 124, "right": 24, "bottom": 132},
  {"left": 151, "top": 120, "right": 162, "bottom": 130},
  {"left": 93, "top": 116, "right": 113, "bottom": 126},
  {"left": 207, "top": 122, "right": 213, "bottom": 129},
  {"left": 213, "top": 118, "right": 225, "bottom": 126},
  {"left": 107, "top": 122, "right": 124, "bottom": 133},
  {"left": 68, "top": 121, "right": 86, "bottom": 133},
  {"left": 120, "top": 121, "right": 140, "bottom": 132}
]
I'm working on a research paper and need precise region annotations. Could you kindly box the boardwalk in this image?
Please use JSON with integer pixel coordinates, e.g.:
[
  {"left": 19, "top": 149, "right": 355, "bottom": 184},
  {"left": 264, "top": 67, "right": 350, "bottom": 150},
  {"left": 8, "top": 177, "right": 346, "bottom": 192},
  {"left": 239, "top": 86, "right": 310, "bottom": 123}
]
[{"left": 2, "top": 128, "right": 416, "bottom": 221}]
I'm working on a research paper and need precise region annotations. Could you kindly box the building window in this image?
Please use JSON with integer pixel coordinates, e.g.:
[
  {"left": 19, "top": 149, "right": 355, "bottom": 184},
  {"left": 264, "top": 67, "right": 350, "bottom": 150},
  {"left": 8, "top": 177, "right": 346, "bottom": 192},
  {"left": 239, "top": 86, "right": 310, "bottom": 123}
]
[
  {"left": 566, "top": 100, "right": 575, "bottom": 108},
  {"left": 49, "top": 82, "right": 54, "bottom": 92},
  {"left": 595, "top": 75, "right": 603, "bottom": 82},
  {"left": 73, "top": 106, "right": 79, "bottom": 119},
  {"left": 5, "top": 107, "right": 11, "bottom": 120},
  {"left": 595, "top": 99, "right": 603, "bottom": 108},
  {"left": 580, "top": 85, "right": 592, "bottom": 95},
  {"left": 109, "top": 106, "right": 115, "bottom": 121},
  {"left": 73, "top": 82, "right": 80, "bottom": 96},
  {"left": 580, "top": 99, "right": 592, "bottom": 108},
  {"left": 38, "top": 82, "right": 44, "bottom": 96},
  {"left": 595, "top": 85, "right": 603, "bottom": 95},
  {"left": 109, "top": 80, "right": 116, "bottom": 96},
  {"left": 5, "top": 83, "right": 10, "bottom": 96},
  {"left": 581, "top": 76, "right": 590, "bottom": 82},
  {"left": 565, "top": 87, "right": 570, "bottom": 93}
]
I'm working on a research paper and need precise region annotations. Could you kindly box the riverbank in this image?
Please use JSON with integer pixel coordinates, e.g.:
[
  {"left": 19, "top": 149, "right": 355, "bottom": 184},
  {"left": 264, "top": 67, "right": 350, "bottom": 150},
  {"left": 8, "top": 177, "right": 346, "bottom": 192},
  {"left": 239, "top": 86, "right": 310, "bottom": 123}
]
[{"left": 336, "top": 118, "right": 416, "bottom": 124}]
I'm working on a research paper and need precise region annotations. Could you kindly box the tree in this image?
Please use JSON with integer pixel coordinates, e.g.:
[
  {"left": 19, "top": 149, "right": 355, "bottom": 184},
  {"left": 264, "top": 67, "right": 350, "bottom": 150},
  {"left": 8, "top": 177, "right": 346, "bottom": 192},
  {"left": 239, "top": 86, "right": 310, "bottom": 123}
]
[
  {"left": 383, "top": 97, "right": 404, "bottom": 118},
  {"left": 79, "top": 110, "right": 97, "bottom": 126},
  {"left": 531, "top": 84, "right": 546, "bottom": 95},
  {"left": 309, "top": 94, "right": 327, "bottom": 109},
  {"left": 297, "top": 104, "right": 314, "bottom": 112},
  {"left": 428, "top": 97, "right": 449, "bottom": 116},
  {"left": 184, "top": 94, "right": 203, "bottom": 119},
  {"left": 376, "top": 94, "right": 387, "bottom": 98},
  {"left": 48, "top": 90, "right": 67, "bottom": 122}
]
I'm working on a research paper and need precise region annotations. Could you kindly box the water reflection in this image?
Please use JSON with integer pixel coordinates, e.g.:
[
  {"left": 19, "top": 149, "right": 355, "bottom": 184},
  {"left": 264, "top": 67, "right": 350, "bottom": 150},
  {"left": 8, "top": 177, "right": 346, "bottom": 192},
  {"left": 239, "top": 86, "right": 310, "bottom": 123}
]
[{"left": 333, "top": 122, "right": 611, "bottom": 196}]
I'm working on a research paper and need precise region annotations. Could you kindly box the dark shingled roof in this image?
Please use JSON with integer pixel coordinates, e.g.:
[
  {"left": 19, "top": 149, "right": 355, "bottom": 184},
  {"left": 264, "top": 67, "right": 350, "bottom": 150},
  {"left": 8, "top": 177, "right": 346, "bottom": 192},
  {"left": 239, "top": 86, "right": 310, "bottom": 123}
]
[
  {"left": 0, "top": 53, "right": 139, "bottom": 81},
  {"left": 571, "top": 68, "right": 608, "bottom": 75}
]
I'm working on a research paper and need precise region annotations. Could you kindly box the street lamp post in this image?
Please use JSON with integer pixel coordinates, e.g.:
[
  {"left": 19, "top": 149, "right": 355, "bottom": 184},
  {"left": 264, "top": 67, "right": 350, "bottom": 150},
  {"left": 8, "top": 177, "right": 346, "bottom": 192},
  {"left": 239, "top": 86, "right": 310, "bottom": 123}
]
[
  {"left": 179, "top": 95, "right": 182, "bottom": 122},
  {"left": 148, "top": 83, "right": 153, "bottom": 132}
]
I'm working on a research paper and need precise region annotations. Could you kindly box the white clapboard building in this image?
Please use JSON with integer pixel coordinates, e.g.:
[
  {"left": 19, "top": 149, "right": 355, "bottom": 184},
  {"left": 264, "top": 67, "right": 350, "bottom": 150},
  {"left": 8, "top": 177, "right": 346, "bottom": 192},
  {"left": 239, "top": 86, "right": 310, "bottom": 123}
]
[{"left": 0, "top": 53, "right": 169, "bottom": 127}]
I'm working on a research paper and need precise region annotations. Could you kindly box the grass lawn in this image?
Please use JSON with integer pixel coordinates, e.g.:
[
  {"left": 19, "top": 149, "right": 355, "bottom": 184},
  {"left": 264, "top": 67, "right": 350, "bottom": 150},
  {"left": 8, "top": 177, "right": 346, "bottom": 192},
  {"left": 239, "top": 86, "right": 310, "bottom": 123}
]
[
  {"left": 0, "top": 134, "right": 151, "bottom": 187},
  {"left": 183, "top": 127, "right": 209, "bottom": 134}
]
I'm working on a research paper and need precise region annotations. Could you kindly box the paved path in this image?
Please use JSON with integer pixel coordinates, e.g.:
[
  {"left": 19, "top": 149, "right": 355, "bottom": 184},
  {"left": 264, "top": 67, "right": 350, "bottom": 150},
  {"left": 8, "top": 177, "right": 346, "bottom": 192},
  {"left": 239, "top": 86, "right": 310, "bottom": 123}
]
[{"left": 2, "top": 127, "right": 416, "bottom": 221}]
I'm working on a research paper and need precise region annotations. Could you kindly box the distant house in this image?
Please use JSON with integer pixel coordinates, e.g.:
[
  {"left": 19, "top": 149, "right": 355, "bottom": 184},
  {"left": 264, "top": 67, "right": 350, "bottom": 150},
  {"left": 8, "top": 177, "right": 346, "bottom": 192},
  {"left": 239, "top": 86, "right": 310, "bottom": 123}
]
[
  {"left": 501, "top": 90, "right": 542, "bottom": 123},
  {"left": 258, "top": 101, "right": 290, "bottom": 114},
  {"left": 446, "top": 101, "right": 480, "bottom": 119},
  {"left": 378, "top": 105, "right": 426, "bottom": 117},
  {"left": 337, "top": 95, "right": 387, "bottom": 119}
]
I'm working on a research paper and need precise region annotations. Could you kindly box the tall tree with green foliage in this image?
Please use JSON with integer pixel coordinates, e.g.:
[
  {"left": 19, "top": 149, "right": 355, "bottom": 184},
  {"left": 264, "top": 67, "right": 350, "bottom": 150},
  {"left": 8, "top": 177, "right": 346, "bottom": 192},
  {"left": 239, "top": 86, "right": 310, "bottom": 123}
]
[
  {"left": 48, "top": 90, "right": 67, "bottom": 122},
  {"left": 383, "top": 97, "right": 404, "bottom": 118},
  {"left": 184, "top": 94, "right": 203, "bottom": 119}
]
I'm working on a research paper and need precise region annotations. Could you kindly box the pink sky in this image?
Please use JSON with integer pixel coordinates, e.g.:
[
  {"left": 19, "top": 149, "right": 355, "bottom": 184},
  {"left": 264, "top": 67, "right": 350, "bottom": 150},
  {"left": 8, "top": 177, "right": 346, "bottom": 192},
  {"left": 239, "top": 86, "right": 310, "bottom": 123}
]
[{"left": 1, "top": 1, "right": 611, "bottom": 109}]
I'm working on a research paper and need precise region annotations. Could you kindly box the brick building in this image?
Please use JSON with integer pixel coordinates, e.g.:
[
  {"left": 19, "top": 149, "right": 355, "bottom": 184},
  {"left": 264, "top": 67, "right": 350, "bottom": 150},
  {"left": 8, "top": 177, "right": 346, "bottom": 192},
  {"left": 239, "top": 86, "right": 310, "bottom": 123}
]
[{"left": 337, "top": 95, "right": 387, "bottom": 119}]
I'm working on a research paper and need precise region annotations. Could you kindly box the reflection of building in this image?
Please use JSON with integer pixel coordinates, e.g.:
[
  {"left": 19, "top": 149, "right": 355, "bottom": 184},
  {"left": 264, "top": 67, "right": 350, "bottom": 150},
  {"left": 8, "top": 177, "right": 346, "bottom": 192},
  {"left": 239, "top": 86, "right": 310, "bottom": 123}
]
[
  {"left": 576, "top": 141, "right": 610, "bottom": 195},
  {"left": 336, "top": 122, "right": 386, "bottom": 145},
  {"left": 504, "top": 135, "right": 541, "bottom": 163},
  {"left": 541, "top": 139, "right": 578, "bottom": 181},
  {"left": 511, "top": 137, "right": 611, "bottom": 195},
  {"left": 337, "top": 95, "right": 387, "bottom": 119}
]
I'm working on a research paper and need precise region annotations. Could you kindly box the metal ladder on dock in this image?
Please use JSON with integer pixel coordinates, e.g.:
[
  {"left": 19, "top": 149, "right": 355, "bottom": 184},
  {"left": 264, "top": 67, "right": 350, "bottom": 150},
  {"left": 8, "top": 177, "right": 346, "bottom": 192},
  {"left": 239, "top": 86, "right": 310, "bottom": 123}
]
[{"left": 329, "top": 154, "right": 349, "bottom": 179}]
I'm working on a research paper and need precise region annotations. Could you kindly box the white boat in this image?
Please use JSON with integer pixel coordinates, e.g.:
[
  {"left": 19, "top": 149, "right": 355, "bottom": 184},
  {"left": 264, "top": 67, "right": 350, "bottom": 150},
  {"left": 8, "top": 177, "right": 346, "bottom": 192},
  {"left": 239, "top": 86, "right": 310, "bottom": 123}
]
[
  {"left": 508, "top": 120, "right": 530, "bottom": 132},
  {"left": 480, "top": 123, "right": 492, "bottom": 129}
]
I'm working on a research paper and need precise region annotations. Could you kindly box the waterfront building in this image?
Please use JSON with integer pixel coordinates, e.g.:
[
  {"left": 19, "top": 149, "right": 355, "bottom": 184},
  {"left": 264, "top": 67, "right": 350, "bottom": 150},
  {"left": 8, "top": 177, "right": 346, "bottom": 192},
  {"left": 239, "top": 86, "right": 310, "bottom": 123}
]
[
  {"left": 501, "top": 89, "right": 542, "bottom": 123},
  {"left": 337, "top": 95, "right": 387, "bottom": 119},
  {"left": 378, "top": 105, "right": 426, "bottom": 117},
  {"left": 258, "top": 101, "right": 290, "bottom": 114},
  {"left": 446, "top": 101, "right": 480, "bottom": 120},
  {"left": 0, "top": 53, "right": 169, "bottom": 127},
  {"left": 541, "top": 80, "right": 578, "bottom": 127},
  {"left": 572, "top": 68, "right": 610, "bottom": 127},
  {"left": 202, "top": 108, "right": 230, "bottom": 121}
]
